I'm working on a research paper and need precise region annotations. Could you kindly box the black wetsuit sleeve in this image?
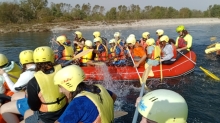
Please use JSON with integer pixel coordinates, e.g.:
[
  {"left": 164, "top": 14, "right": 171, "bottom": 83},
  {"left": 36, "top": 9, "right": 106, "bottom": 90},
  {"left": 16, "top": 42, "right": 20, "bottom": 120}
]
[{"left": 27, "top": 77, "right": 41, "bottom": 111}]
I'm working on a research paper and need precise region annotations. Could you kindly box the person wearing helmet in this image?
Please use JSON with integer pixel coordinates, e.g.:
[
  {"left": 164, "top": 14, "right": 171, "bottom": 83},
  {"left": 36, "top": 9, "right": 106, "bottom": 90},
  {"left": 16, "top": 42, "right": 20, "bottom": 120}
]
[
  {"left": 140, "top": 32, "right": 150, "bottom": 49},
  {"left": 0, "top": 50, "right": 36, "bottom": 123},
  {"left": 53, "top": 65, "right": 117, "bottom": 123},
  {"left": 107, "top": 39, "right": 126, "bottom": 66},
  {"left": 93, "top": 31, "right": 108, "bottom": 46},
  {"left": 80, "top": 40, "right": 94, "bottom": 66},
  {"left": 55, "top": 35, "right": 74, "bottom": 65},
  {"left": 87, "top": 37, "right": 108, "bottom": 66},
  {"left": 24, "top": 46, "right": 67, "bottom": 123},
  {"left": 126, "top": 35, "right": 147, "bottom": 67},
  {"left": 175, "top": 25, "right": 193, "bottom": 60},
  {"left": 74, "top": 31, "right": 86, "bottom": 54},
  {"left": 156, "top": 29, "right": 164, "bottom": 45},
  {"left": 145, "top": 38, "right": 161, "bottom": 67},
  {"left": 135, "top": 89, "right": 188, "bottom": 123},
  {"left": 159, "top": 35, "right": 176, "bottom": 65},
  {"left": 0, "top": 54, "right": 21, "bottom": 102},
  {"left": 114, "top": 32, "right": 125, "bottom": 47}
]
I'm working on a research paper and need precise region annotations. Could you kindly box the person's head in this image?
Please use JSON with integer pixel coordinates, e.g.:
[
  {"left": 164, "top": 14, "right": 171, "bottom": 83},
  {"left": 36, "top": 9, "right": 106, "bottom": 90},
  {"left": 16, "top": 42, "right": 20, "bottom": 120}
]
[
  {"left": 93, "top": 31, "right": 101, "bottom": 38},
  {"left": 126, "top": 36, "right": 136, "bottom": 48},
  {"left": 159, "top": 35, "right": 169, "bottom": 47},
  {"left": 75, "top": 31, "right": 82, "bottom": 40},
  {"left": 146, "top": 38, "right": 155, "bottom": 46},
  {"left": 85, "top": 40, "right": 93, "bottom": 49},
  {"left": 114, "top": 32, "right": 121, "bottom": 40},
  {"left": 56, "top": 35, "right": 67, "bottom": 45},
  {"left": 19, "top": 50, "right": 34, "bottom": 72},
  {"left": 54, "top": 65, "right": 85, "bottom": 100},
  {"left": 93, "top": 37, "right": 102, "bottom": 45},
  {"left": 142, "top": 32, "right": 150, "bottom": 41},
  {"left": 109, "top": 39, "right": 116, "bottom": 47},
  {"left": 176, "top": 25, "right": 188, "bottom": 36},
  {"left": 156, "top": 29, "right": 164, "bottom": 38},
  {"left": 0, "top": 54, "right": 8, "bottom": 68},
  {"left": 138, "top": 89, "right": 188, "bottom": 123},
  {"left": 33, "top": 46, "right": 55, "bottom": 72}
]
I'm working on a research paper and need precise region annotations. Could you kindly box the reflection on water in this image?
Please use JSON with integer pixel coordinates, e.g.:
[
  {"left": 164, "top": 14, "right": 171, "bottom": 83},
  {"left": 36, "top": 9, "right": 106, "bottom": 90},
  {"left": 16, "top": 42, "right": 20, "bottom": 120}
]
[{"left": 1, "top": 24, "right": 220, "bottom": 122}]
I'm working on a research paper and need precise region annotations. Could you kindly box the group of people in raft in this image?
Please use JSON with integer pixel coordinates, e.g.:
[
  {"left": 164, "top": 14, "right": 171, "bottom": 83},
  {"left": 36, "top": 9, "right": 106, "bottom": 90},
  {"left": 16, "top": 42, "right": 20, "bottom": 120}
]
[{"left": 0, "top": 25, "right": 191, "bottom": 123}]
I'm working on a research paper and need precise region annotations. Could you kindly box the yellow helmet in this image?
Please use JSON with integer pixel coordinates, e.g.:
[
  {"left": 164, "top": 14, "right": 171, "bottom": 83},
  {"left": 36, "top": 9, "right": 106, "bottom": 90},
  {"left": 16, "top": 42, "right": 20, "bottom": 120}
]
[
  {"left": 138, "top": 89, "right": 188, "bottom": 123},
  {"left": 160, "top": 35, "right": 169, "bottom": 42},
  {"left": 126, "top": 37, "right": 136, "bottom": 45},
  {"left": 56, "top": 35, "right": 67, "bottom": 45},
  {"left": 75, "top": 31, "right": 82, "bottom": 39},
  {"left": 0, "top": 54, "right": 8, "bottom": 67},
  {"left": 19, "top": 50, "right": 34, "bottom": 65},
  {"left": 156, "top": 29, "right": 164, "bottom": 36},
  {"left": 146, "top": 38, "right": 155, "bottom": 45},
  {"left": 85, "top": 40, "right": 93, "bottom": 47},
  {"left": 176, "top": 25, "right": 185, "bottom": 32},
  {"left": 93, "top": 31, "right": 101, "bottom": 38},
  {"left": 129, "top": 34, "right": 135, "bottom": 38},
  {"left": 142, "top": 32, "right": 150, "bottom": 39},
  {"left": 93, "top": 37, "right": 102, "bottom": 43},
  {"left": 33, "top": 46, "right": 54, "bottom": 63},
  {"left": 114, "top": 32, "right": 121, "bottom": 38},
  {"left": 109, "top": 39, "right": 116, "bottom": 44},
  {"left": 54, "top": 65, "right": 85, "bottom": 91}
]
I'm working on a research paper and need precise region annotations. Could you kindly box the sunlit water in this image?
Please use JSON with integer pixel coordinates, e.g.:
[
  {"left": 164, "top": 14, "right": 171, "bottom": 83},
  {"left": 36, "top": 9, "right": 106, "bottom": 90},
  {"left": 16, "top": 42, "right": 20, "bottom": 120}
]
[{"left": 1, "top": 23, "right": 220, "bottom": 123}]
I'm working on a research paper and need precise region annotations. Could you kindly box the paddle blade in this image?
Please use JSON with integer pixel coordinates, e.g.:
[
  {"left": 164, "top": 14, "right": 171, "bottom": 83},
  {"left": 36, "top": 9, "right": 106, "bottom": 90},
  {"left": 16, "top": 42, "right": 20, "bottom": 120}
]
[
  {"left": 73, "top": 49, "right": 93, "bottom": 60},
  {"left": 114, "top": 111, "right": 128, "bottom": 119},
  {"left": 200, "top": 66, "right": 220, "bottom": 81}
]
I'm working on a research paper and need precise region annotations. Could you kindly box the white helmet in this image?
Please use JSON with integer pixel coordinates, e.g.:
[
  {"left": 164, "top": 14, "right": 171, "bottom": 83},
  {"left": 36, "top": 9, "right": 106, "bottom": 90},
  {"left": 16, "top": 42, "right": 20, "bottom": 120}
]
[
  {"left": 114, "top": 32, "right": 121, "bottom": 38},
  {"left": 156, "top": 29, "right": 164, "bottom": 36},
  {"left": 85, "top": 40, "right": 93, "bottom": 47},
  {"left": 109, "top": 39, "right": 116, "bottom": 44},
  {"left": 138, "top": 89, "right": 188, "bottom": 123},
  {"left": 129, "top": 34, "right": 135, "bottom": 38},
  {"left": 146, "top": 38, "right": 155, "bottom": 45},
  {"left": 126, "top": 37, "right": 136, "bottom": 45},
  {"left": 142, "top": 32, "right": 150, "bottom": 39}
]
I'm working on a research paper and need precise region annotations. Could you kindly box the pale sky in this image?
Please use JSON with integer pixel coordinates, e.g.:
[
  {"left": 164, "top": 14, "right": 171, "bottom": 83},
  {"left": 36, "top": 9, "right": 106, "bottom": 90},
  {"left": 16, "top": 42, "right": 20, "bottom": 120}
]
[{"left": 1, "top": 0, "right": 220, "bottom": 11}]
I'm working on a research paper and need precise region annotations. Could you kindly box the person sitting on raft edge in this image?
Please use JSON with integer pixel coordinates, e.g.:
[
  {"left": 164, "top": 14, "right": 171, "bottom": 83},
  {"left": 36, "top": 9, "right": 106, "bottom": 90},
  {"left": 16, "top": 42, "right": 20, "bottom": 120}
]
[
  {"left": 175, "top": 25, "right": 193, "bottom": 60},
  {"left": 53, "top": 65, "right": 117, "bottom": 123},
  {"left": 135, "top": 89, "right": 188, "bottom": 123}
]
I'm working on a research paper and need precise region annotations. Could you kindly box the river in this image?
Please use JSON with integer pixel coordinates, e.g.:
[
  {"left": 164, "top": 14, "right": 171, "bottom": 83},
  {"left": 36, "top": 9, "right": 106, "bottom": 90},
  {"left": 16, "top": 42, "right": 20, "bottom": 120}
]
[{"left": 1, "top": 24, "right": 220, "bottom": 123}]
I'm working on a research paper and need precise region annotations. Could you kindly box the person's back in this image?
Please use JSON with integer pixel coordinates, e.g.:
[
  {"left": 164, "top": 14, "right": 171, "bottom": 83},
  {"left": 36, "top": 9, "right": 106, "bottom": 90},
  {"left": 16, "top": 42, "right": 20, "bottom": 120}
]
[{"left": 25, "top": 46, "right": 67, "bottom": 123}]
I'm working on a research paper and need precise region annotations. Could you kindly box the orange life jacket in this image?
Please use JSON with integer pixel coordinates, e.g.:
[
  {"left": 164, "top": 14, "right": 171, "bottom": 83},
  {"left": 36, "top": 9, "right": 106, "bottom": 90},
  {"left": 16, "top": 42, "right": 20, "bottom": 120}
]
[
  {"left": 61, "top": 45, "right": 74, "bottom": 60},
  {"left": 95, "top": 44, "right": 108, "bottom": 61},
  {"left": 171, "top": 43, "right": 177, "bottom": 59}
]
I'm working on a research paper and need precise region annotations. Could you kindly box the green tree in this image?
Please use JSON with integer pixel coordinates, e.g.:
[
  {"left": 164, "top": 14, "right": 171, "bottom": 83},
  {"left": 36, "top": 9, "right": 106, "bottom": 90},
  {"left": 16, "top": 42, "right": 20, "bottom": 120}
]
[{"left": 106, "top": 7, "right": 117, "bottom": 20}]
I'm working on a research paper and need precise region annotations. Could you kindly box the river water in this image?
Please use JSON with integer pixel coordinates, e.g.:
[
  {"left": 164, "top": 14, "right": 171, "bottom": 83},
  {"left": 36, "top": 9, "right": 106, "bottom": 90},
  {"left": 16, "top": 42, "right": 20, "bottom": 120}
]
[{"left": 1, "top": 24, "right": 220, "bottom": 123}]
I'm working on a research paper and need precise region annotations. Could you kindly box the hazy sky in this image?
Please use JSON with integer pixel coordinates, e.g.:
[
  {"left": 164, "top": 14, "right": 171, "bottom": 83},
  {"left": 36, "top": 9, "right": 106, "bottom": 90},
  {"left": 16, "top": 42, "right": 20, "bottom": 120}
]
[
  {"left": 1, "top": 0, "right": 220, "bottom": 11},
  {"left": 46, "top": 0, "right": 220, "bottom": 11}
]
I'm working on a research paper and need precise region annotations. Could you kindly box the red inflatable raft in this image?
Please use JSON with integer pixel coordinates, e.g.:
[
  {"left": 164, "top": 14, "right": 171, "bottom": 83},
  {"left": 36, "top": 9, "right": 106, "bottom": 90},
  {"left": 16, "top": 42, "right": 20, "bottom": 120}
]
[{"left": 82, "top": 51, "right": 196, "bottom": 81}]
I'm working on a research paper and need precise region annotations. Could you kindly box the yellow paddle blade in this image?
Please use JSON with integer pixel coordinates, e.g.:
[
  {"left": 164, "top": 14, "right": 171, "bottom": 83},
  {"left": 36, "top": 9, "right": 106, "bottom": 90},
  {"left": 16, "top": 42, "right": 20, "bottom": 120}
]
[
  {"left": 73, "top": 49, "right": 93, "bottom": 60},
  {"left": 199, "top": 66, "right": 220, "bottom": 81}
]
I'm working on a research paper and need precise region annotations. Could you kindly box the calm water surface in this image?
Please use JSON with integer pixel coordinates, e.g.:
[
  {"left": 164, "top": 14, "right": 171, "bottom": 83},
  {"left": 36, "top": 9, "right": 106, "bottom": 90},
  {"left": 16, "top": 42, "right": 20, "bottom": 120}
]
[{"left": 1, "top": 24, "right": 220, "bottom": 123}]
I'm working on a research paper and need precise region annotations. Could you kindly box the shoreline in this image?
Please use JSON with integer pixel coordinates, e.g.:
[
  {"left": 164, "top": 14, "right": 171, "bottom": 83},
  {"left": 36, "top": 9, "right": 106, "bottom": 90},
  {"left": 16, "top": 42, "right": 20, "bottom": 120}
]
[{"left": 0, "top": 18, "right": 220, "bottom": 33}]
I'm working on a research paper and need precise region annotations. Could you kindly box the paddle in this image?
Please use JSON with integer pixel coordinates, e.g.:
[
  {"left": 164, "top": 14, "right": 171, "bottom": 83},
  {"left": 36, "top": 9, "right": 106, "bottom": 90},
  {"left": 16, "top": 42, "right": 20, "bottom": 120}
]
[
  {"left": 114, "top": 111, "right": 128, "bottom": 119},
  {"left": 210, "top": 36, "right": 217, "bottom": 41},
  {"left": 177, "top": 50, "right": 196, "bottom": 64},
  {"left": 62, "top": 49, "right": 94, "bottom": 66},
  {"left": 160, "top": 58, "right": 163, "bottom": 82}
]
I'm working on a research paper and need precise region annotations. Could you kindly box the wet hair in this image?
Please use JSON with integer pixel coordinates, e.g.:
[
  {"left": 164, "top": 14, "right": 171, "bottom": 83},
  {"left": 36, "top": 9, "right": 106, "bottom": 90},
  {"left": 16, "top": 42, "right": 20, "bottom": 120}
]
[
  {"left": 182, "top": 30, "right": 188, "bottom": 36},
  {"left": 35, "top": 62, "right": 55, "bottom": 72},
  {"left": 22, "top": 62, "right": 35, "bottom": 72},
  {"left": 69, "top": 82, "right": 103, "bottom": 103}
]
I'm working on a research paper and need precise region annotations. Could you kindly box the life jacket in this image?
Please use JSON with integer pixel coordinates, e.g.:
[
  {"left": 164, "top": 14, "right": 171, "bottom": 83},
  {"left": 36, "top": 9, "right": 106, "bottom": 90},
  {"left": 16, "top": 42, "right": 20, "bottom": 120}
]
[
  {"left": 61, "top": 45, "right": 74, "bottom": 60},
  {"left": 109, "top": 45, "right": 125, "bottom": 61},
  {"left": 7, "top": 62, "right": 22, "bottom": 83},
  {"left": 140, "top": 39, "right": 148, "bottom": 49},
  {"left": 75, "top": 84, "right": 114, "bottom": 123},
  {"left": 177, "top": 36, "right": 187, "bottom": 48},
  {"left": 130, "top": 43, "right": 146, "bottom": 66},
  {"left": 34, "top": 65, "right": 67, "bottom": 112},
  {"left": 156, "top": 39, "right": 160, "bottom": 46},
  {"left": 75, "top": 38, "right": 86, "bottom": 52},
  {"left": 95, "top": 44, "right": 108, "bottom": 61},
  {"left": 151, "top": 45, "right": 161, "bottom": 61},
  {"left": 80, "top": 47, "right": 93, "bottom": 63},
  {"left": 171, "top": 43, "right": 177, "bottom": 59}
]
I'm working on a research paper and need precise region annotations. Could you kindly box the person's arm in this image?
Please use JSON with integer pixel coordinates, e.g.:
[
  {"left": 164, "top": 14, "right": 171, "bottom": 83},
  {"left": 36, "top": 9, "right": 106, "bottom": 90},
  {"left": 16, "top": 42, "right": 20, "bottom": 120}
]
[
  {"left": 27, "top": 77, "right": 41, "bottom": 111},
  {"left": 134, "top": 47, "right": 147, "bottom": 68},
  {"left": 186, "top": 34, "right": 192, "bottom": 49},
  {"left": 107, "top": 90, "right": 117, "bottom": 103},
  {"left": 57, "top": 46, "right": 65, "bottom": 60}
]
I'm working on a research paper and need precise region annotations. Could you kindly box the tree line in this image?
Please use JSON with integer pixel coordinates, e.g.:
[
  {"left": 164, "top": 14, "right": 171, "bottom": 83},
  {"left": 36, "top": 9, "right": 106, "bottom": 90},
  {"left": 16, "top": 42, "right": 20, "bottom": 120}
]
[{"left": 0, "top": 0, "right": 220, "bottom": 24}]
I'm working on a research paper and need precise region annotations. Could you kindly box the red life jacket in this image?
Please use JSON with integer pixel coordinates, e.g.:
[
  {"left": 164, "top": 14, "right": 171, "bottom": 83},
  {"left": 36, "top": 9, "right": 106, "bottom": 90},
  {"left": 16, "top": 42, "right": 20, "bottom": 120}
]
[
  {"left": 178, "top": 37, "right": 187, "bottom": 48},
  {"left": 95, "top": 44, "right": 108, "bottom": 61},
  {"left": 171, "top": 43, "right": 177, "bottom": 59},
  {"left": 109, "top": 46, "right": 125, "bottom": 61}
]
